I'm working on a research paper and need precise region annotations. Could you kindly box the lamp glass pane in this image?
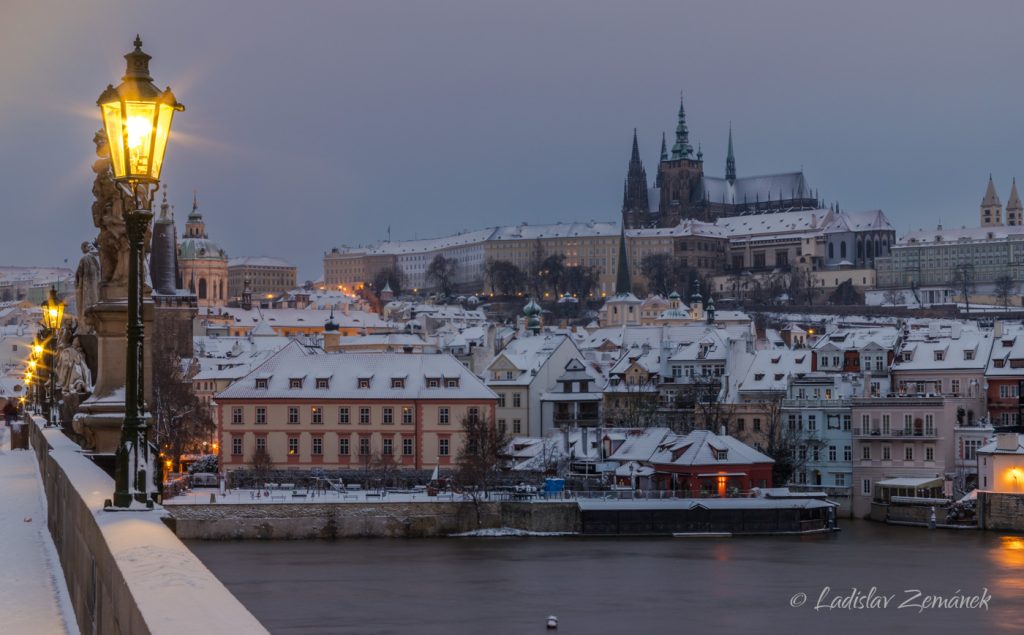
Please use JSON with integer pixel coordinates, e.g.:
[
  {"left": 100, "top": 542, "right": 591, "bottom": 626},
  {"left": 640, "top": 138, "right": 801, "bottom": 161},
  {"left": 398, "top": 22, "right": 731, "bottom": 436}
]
[
  {"left": 101, "top": 102, "right": 126, "bottom": 179},
  {"left": 124, "top": 101, "right": 157, "bottom": 179},
  {"left": 149, "top": 102, "right": 176, "bottom": 181}
]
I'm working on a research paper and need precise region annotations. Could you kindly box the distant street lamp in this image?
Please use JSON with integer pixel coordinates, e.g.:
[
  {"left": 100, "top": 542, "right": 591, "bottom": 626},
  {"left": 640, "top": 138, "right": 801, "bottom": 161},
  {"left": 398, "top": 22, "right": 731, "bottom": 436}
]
[
  {"left": 39, "top": 287, "right": 65, "bottom": 426},
  {"left": 98, "top": 36, "right": 183, "bottom": 509}
]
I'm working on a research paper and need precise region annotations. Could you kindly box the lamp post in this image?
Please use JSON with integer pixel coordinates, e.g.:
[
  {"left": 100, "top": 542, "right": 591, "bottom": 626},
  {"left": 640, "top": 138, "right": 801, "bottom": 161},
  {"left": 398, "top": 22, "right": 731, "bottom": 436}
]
[
  {"left": 97, "top": 36, "right": 183, "bottom": 509},
  {"left": 40, "top": 287, "right": 65, "bottom": 426}
]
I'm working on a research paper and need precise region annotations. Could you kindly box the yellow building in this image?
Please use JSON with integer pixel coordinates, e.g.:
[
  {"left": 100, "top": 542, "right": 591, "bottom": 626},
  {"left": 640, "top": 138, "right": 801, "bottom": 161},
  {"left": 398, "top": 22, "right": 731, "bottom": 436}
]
[{"left": 178, "top": 194, "right": 228, "bottom": 308}]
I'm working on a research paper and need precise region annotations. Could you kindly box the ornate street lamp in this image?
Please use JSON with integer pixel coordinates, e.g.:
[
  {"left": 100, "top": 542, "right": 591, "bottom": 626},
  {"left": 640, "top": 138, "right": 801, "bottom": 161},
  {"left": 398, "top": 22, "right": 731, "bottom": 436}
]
[
  {"left": 37, "top": 288, "right": 64, "bottom": 425},
  {"left": 98, "top": 36, "right": 183, "bottom": 509}
]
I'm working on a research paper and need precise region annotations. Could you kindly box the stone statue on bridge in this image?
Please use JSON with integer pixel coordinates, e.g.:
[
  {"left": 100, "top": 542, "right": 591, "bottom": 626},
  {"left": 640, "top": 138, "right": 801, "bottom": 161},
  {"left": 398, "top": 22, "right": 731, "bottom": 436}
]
[{"left": 75, "top": 241, "right": 100, "bottom": 333}]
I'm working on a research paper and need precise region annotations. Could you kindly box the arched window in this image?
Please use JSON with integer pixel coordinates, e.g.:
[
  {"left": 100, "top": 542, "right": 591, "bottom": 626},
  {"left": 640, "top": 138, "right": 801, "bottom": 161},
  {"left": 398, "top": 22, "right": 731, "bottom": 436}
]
[
  {"left": 840, "top": 242, "right": 847, "bottom": 259},
  {"left": 828, "top": 243, "right": 834, "bottom": 259},
  {"left": 875, "top": 240, "right": 882, "bottom": 257},
  {"left": 857, "top": 240, "right": 863, "bottom": 258},
  {"left": 199, "top": 278, "right": 207, "bottom": 299}
]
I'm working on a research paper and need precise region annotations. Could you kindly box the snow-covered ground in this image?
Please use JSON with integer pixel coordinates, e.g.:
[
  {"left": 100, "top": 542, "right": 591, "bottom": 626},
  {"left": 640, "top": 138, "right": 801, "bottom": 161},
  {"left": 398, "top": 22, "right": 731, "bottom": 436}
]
[
  {"left": 0, "top": 429, "right": 79, "bottom": 634},
  {"left": 448, "top": 527, "right": 576, "bottom": 537}
]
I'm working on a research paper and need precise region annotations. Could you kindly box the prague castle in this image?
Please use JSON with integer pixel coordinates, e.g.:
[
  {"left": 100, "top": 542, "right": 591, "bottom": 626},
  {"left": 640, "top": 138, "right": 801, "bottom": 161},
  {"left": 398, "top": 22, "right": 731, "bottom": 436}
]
[{"left": 622, "top": 95, "right": 820, "bottom": 229}]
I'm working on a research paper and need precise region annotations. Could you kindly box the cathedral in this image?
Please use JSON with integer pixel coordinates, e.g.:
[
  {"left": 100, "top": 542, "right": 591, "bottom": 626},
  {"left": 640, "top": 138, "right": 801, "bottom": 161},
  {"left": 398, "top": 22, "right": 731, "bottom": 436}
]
[{"left": 622, "top": 95, "right": 821, "bottom": 228}]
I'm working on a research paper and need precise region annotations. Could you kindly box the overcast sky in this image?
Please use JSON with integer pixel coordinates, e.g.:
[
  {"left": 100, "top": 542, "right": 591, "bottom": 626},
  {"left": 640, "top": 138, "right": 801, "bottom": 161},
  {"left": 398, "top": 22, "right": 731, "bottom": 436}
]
[{"left": 2, "top": 0, "right": 1023, "bottom": 280}]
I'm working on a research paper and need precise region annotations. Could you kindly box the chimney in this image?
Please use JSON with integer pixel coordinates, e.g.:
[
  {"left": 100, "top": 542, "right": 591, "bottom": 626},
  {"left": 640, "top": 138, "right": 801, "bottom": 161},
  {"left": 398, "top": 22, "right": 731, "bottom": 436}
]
[
  {"left": 995, "top": 320, "right": 1004, "bottom": 338},
  {"left": 996, "top": 433, "right": 1019, "bottom": 452},
  {"left": 719, "top": 424, "right": 726, "bottom": 436}
]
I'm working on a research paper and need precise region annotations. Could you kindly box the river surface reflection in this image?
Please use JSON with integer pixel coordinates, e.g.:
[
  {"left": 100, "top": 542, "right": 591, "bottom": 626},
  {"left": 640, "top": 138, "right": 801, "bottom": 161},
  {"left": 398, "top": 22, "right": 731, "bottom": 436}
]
[{"left": 187, "top": 521, "right": 1024, "bottom": 635}]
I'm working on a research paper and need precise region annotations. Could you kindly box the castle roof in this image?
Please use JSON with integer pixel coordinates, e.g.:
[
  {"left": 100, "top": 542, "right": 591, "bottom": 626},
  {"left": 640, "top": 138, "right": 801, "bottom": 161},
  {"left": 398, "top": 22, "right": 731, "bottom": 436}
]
[{"left": 701, "top": 172, "right": 812, "bottom": 206}]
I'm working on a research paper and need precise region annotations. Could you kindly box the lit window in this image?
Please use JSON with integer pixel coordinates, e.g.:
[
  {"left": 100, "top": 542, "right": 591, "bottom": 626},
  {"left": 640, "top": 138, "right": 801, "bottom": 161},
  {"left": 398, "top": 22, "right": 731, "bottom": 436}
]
[
  {"left": 311, "top": 406, "right": 323, "bottom": 425},
  {"left": 287, "top": 437, "right": 299, "bottom": 455},
  {"left": 402, "top": 407, "right": 413, "bottom": 424}
]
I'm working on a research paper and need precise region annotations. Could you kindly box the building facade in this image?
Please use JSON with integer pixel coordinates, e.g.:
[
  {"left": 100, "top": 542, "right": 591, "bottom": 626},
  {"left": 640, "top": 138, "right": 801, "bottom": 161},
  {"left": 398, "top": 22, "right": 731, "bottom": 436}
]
[
  {"left": 228, "top": 257, "right": 297, "bottom": 300},
  {"left": 177, "top": 195, "right": 229, "bottom": 308}
]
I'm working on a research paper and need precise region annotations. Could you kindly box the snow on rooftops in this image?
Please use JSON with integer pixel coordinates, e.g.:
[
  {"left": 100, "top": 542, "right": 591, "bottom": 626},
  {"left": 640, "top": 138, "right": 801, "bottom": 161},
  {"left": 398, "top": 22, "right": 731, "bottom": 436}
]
[
  {"left": 894, "top": 322, "right": 992, "bottom": 371},
  {"left": 987, "top": 323, "right": 1024, "bottom": 376},
  {"left": 717, "top": 208, "right": 833, "bottom": 238},
  {"left": 650, "top": 429, "right": 774, "bottom": 467},
  {"left": 228, "top": 256, "right": 294, "bottom": 268},
  {"left": 897, "top": 223, "right": 1024, "bottom": 247},
  {"left": 217, "top": 341, "right": 495, "bottom": 401},
  {"left": 368, "top": 228, "right": 497, "bottom": 255},
  {"left": 735, "top": 348, "right": 811, "bottom": 394}
]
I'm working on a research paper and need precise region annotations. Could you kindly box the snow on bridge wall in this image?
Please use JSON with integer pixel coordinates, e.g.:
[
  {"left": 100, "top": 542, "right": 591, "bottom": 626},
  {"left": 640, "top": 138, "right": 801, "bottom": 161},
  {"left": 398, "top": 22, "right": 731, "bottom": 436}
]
[{"left": 29, "top": 419, "right": 268, "bottom": 635}]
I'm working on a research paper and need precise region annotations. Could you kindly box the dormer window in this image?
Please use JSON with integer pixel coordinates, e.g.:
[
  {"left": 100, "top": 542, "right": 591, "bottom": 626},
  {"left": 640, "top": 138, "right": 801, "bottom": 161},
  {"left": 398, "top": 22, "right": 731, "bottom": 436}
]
[
  {"left": 289, "top": 378, "right": 304, "bottom": 389},
  {"left": 445, "top": 378, "right": 460, "bottom": 388},
  {"left": 754, "top": 373, "right": 765, "bottom": 381},
  {"left": 934, "top": 351, "right": 944, "bottom": 362},
  {"left": 391, "top": 378, "right": 405, "bottom": 389},
  {"left": 255, "top": 378, "right": 269, "bottom": 389},
  {"left": 715, "top": 449, "right": 728, "bottom": 460},
  {"left": 774, "top": 373, "right": 784, "bottom": 381},
  {"left": 315, "top": 378, "right": 330, "bottom": 389},
  {"left": 427, "top": 378, "right": 440, "bottom": 388},
  {"left": 358, "top": 378, "right": 371, "bottom": 389},
  {"left": 964, "top": 350, "right": 975, "bottom": 361}
]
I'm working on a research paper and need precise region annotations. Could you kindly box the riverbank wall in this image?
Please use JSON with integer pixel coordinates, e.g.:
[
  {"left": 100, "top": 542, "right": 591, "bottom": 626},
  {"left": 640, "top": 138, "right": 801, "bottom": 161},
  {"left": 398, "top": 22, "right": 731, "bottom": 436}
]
[
  {"left": 29, "top": 419, "right": 268, "bottom": 635},
  {"left": 977, "top": 491, "right": 1024, "bottom": 531},
  {"left": 167, "top": 501, "right": 581, "bottom": 539}
]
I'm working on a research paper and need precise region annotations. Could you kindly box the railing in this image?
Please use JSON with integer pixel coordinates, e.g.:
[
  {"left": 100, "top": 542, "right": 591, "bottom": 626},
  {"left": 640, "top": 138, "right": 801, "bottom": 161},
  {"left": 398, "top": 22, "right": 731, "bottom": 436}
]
[
  {"left": 553, "top": 414, "right": 600, "bottom": 426},
  {"left": 853, "top": 427, "right": 937, "bottom": 438},
  {"left": 782, "top": 399, "right": 853, "bottom": 409}
]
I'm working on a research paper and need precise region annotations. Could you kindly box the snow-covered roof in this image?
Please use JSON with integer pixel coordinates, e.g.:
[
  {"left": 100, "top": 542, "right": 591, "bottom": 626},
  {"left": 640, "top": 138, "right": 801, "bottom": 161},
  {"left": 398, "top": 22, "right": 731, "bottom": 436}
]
[
  {"left": 649, "top": 429, "right": 774, "bottom": 467},
  {"left": 897, "top": 223, "right": 1024, "bottom": 247},
  {"left": 735, "top": 348, "right": 811, "bottom": 394},
  {"left": 487, "top": 334, "right": 572, "bottom": 385},
  {"left": 607, "top": 427, "right": 674, "bottom": 462},
  {"left": 717, "top": 208, "right": 833, "bottom": 238},
  {"left": 368, "top": 228, "right": 497, "bottom": 255},
  {"left": 490, "top": 221, "right": 618, "bottom": 241},
  {"left": 822, "top": 209, "right": 893, "bottom": 234},
  {"left": 228, "top": 256, "right": 294, "bottom": 268},
  {"left": 894, "top": 323, "right": 992, "bottom": 372},
  {"left": 987, "top": 323, "right": 1024, "bottom": 376},
  {"left": 217, "top": 341, "right": 495, "bottom": 401},
  {"left": 701, "top": 172, "right": 812, "bottom": 207}
]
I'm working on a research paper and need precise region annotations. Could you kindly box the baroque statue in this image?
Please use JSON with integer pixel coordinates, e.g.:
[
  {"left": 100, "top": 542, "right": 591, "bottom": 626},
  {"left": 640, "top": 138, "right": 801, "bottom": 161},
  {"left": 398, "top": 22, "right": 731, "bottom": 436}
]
[
  {"left": 75, "top": 241, "right": 101, "bottom": 333},
  {"left": 91, "top": 131, "right": 150, "bottom": 289}
]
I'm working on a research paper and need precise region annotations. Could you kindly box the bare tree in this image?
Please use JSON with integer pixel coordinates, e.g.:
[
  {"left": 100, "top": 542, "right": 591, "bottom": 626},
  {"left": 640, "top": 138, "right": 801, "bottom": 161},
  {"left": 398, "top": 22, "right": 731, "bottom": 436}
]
[
  {"left": 690, "top": 375, "right": 732, "bottom": 433},
  {"left": 952, "top": 263, "right": 976, "bottom": 314},
  {"left": 454, "top": 414, "right": 509, "bottom": 527},
  {"left": 372, "top": 267, "right": 407, "bottom": 297},
  {"left": 994, "top": 274, "right": 1016, "bottom": 309},
  {"left": 882, "top": 288, "right": 902, "bottom": 308},
  {"left": 151, "top": 329, "right": 214, "bottom": 474},
  {"left": 757, "top": 395, "right": 818, "bottom": 486},
  {"left": 251, "top": 447, "right": 273, "bottom": 486},
  {"left": 426, "top": 254, "right": 458, "bottom": 297}
]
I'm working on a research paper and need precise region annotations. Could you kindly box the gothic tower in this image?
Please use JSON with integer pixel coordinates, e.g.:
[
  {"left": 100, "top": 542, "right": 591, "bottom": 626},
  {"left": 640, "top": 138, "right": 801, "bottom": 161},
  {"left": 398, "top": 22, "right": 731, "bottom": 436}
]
[
  {"left": 621, "top": 129, "right": 650, "bottom": 229},
  {"left": 1007, "top": 178, "right": 1022, "bottom": 227},
  {"left": 725, "top": 124, "right": 736, "bottom": 183},
  {"left": 656, "top": 93, "right": 705, "bottom": 226},
  {"left": 981, "top": 175, "right": 1003, "bottom": 227}
]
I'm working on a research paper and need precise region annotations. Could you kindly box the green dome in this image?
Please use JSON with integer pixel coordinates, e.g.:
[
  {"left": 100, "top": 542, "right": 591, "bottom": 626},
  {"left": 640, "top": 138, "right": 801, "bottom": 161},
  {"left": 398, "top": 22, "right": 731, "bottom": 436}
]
[{"left": 178, "top": 237, "right": 227, "bottom": 261}]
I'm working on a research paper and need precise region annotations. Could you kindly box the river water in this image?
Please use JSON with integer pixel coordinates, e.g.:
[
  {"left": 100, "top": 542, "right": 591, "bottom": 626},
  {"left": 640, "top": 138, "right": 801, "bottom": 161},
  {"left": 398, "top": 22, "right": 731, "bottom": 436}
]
[{"left": 187, "top": 521, "right": 1024, "bottom": 635}]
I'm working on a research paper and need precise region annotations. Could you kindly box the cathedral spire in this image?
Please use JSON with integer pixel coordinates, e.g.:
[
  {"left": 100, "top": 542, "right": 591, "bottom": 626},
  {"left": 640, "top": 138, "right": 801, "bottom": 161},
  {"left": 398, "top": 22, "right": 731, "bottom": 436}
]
[
  {"left": 725, "top": 123, "right": 736, "bottom": 182},
  {"left": 670, "top": 93, "right": 693, "bottom": 160},
  {"left": 621, "top": 129, "right": 649, "bottom": 223},
  {"left": 981, "top": 174, "right": 1004, "bottom": 227},
  {"left": 1007, "top": 177, "right": 1022, "bottom": 226},
  {"left": 660, "top": 132, "right": 668, "bottom": 161},
  {"left": 615, "top": 225, "right": 631, "bottom": 296}
]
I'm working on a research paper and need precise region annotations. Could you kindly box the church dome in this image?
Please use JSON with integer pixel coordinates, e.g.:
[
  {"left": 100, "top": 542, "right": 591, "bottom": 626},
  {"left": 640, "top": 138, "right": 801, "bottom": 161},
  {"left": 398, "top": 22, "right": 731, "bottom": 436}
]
[{"left": 178, "top": 237, "right": 227, "bottom": 261}]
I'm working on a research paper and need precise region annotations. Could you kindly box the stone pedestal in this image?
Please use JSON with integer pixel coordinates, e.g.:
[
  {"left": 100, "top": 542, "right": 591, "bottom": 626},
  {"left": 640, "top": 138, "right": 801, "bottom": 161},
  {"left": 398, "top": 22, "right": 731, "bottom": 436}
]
[{"left": 74, "top": 290, "right": 154, "bottom": 453}]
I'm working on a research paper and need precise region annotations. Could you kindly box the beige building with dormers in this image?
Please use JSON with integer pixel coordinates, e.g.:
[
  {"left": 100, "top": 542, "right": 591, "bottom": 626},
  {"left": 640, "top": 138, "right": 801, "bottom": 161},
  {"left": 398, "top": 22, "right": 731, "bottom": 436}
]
[
  {"left": 215, "top": 341, "right": 497, "bottom": 472},
  {"left": 178, "top": 194, "right": 229, "bottom": 308}
]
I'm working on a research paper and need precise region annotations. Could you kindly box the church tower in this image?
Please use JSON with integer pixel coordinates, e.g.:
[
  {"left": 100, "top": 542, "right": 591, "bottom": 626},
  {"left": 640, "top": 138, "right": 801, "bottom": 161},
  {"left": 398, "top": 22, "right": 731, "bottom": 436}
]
[
  {"left": 177, "top": 191, "right": 229, "bottom": 308},
  {"left": 656, "top": 93, "right": 705, "bottom": 227},
  {"left": 1006, "top": 178, "right": 1022, "bottom": 227},
  {"left": 725, "top": 124, "right": 736, "bottom": 183},
  {"left": 621, "top": 129, "right": 650, "bottom": 229},
  {"left": 981, "top": 175, "right": 1003, "bottom": 227}
]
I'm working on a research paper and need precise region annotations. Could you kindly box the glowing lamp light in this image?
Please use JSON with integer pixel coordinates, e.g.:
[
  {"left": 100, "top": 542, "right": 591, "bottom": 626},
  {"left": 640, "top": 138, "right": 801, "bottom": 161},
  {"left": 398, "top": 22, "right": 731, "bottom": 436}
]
[
  {"left": 97, "top": 36, "right": 184, "bottom": 183},
  {"left": 41, "top": 287, "right": 65, "bottom": 330},
  {"left": 32, "top": 343, "right": 44, "bottom": 358}
]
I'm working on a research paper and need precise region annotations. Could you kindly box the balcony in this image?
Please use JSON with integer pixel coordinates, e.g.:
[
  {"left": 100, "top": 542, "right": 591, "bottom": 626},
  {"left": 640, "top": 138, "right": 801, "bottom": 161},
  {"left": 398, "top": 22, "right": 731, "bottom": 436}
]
[
  {"left": 553, "top": 414, "right": 601, "bottom": 427},
  {"left": 853, "top": 428, "right": 937, "bottom": 439},
  {"left": 782, "top": 398, "right": 852, "bottom": 409}
]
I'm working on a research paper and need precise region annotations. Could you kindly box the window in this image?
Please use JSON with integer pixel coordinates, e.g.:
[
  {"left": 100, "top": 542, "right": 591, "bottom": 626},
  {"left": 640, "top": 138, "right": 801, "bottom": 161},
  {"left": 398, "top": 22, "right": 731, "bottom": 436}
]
[
  {"left": 232, "top": 407, "right": 243, "bottom": 425},
  {"left": 951, "top": 379, "right": 960, "bottom": 395},
  {"left": 402, "top": 407, "right": 413, "bottom": 424},
  {"left": 468, "top": 407, "right": 479, "bottom": 424},
  {"left": 861, "top": 414, "right": 870, "bottom": 431},
  {"left": 403, "top": 438, "right": 414, "bottom": 456},
  {"left": 842, "top": 415, "right": 851, "bottom": 431},
  {"left": 812, "top": 447, "right": 820, "bottom": 461},
  {"left": 903, "top": 414, "right": 913, "bottom": 433},
  {"left": 383, "top": 438, "right": 393, "bottom": 455},
  {"left": 445, "top": 378, "right": 459, "bottom": 388},
  {"left": 255, "top": 378, "right": 269, "bottom": 390},
  {"left": 439, "top": 438, "right": 449, "bottom": 456},
  {"left": 232, "top": 437, "right": 242, "bottom": 455},
  {"left": 312, "top": 437, "right": 323, "bottom": 456},
  {"left": 924, "top": 414, "right": 934, "bottom": 435},
  {"left": 383, "top": 407, "right": 394, "bottom": 424},
  {"left": 752, "top": 418, "right": 761, "bottom": 432},
  {"left": 862, "top": 445, "right": 871, "bottom": 460},
  {"left": 288, "top": 407, "right": 299, "bottom": 424},
  {"left": 339, "top": 407, "right": 350, "bottom": 424},
  {"left": 788, "top": 414, "right": 798, "bottom": 431},
  {"left": 964, "top": 439, "right": 980, "bottom": 461},
  {"left": 316, "top": 378, "right": 330, "bottom": 389},
  {"left": 497, "top": 393, "right": 506, "bottom": 407},
  {"left": 882, "top": 445, "right": 891, "bottom": 461},
  {"left": 289, "top": 378, "right": 304, "bottom": 389},
  {"left": 926, "top": 446, "right": 934, "bottom": 462},
  {"left": 1000, "top": 385, "right": 1009, "bottom": 399},
  {"left": 714, "top": 449, "right": 728, "bottom": 460},
  {"left": 427, "top": 378, "right": 440, "bottom": 388},
  {"left": 844, "top": 445, "right": 852, "bottom": 461},
  {"left": 862, "top": 479, "right": 872, "bottom": 495},
  {"left": 358, "top": 378, "right": 371, "bottom": 389},
  {"left": 828, "top": 445, "right": 837, "bottom": 462},
  {"left": 391, "top": 378, "right": 405, "bottom": 389},
  {"left": 497, "top": 419, "right": 506, "bottom": 434},
  {"left": 834, "top": 473, "right": 846, "bottom": 487},
  {"left": 799, "top": 446, "right": 807, "bottom": 460},
  {"left": 359, "top": 407, "right": 370, "bottom": 424},
  {"left": 513, "top": 419, "right": 522, "bottom": 434},
  {"left": 255, "top": 437, "right": 266, "bottom": 453},
  {"left": 256, "top": 407, "right": 266, "bottom": 424},
  {"left": 807, "top": 415, "right": 817, "bottom": 431},
  {"left": 881, "top": 414, "right": 890, "bottom": 434},
  {"left": 287, "top": 437, "right": 299, "bottom": 455},
  {"left": 736, "top": 418, "right": 745, "bottom": 431},
  {"left": 512, "top": 393, "right": 521, "bottom": 408},
  {"left": 904, "top": 445, "right": 914, "bottom": 461},
  {"left": 312, "top": 406, "right": 323, "bottom": 424},
  {"left": 439, "top": 408, "right": 450, "bottom": 424},
  {"left": 359, "top": 437, "right": 370, "bottom": 455}
]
